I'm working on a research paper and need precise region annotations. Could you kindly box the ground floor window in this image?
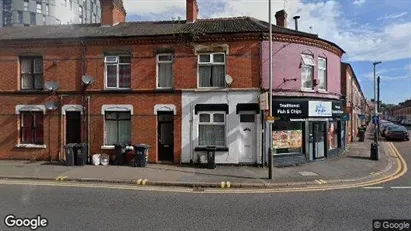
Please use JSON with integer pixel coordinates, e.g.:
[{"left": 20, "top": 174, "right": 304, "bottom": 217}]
[
  {"left": 328, "top": 121, "right": 338, "bottom": 150},
  {"left": 198, "top": 112, "right": 225, "bottom": 147},
  {"left": 20, "top": 111, "right": 44, "bottom": 144},
  {"left": 105, "top": 111, "right": 131, "bottom": 145},
  {"left": 272, "top": 121, "right": 303, "bottom": 154}
]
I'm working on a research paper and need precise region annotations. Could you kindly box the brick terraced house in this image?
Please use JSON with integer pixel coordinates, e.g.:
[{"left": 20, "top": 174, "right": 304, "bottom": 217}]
[{"left": 0, "top": 0, "right": 267, "bottom": 164}]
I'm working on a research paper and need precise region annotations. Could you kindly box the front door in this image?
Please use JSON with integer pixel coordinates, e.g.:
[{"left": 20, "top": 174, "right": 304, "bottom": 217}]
[
  {"left": 309, "top": 122, "right": 326, "bottom": 159},
  {"left": 158, "top": 112, "right": 174, "bottom": 161},
  {"left": 66, "top": 111, "right": 81, "bottom": 144},
  {"left": 239, "top": 113, "right": 256, "bottom": 163}
]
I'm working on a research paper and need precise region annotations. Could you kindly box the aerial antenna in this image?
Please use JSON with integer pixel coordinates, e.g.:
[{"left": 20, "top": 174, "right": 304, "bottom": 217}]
[{"left": 309, "top": 26, "right": 313, "bottom": 33}]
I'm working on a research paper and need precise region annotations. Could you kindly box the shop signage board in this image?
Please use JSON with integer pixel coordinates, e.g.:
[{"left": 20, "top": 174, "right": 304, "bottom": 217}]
[
  {"left": 309, "top": 101, "right": 332, "bottom": 117},
  {"left": 332, "top": 101, "right": 344, "bottom": 116},
  {"left": 340, "top": 113, "right": 349, "bottom": 121},
  {"left": 259, "top": 92, "right": 269, "bottom": 111},
  {"left": 272, "top": 101, "right": 308, "bottom": 117}
]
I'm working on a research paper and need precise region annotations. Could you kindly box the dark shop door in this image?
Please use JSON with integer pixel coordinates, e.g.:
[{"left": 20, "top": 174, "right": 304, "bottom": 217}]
[{"left": 158, "top": 112, "right": 174, "bottom": 161}]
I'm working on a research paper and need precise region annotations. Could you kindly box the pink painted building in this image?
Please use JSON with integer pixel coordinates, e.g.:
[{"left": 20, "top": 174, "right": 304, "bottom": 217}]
[{"left": 262, "top": 10, "right": 346, "bottom": 166}]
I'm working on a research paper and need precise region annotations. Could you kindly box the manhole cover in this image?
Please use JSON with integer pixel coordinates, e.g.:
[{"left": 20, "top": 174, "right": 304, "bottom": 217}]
[{"left": 299, "top": 171, "right": 318, "bottom": 176}]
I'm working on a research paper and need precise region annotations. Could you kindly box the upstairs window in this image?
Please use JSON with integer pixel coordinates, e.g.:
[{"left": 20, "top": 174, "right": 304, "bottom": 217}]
[
  {"left": 46, "top": 4, "right": 49, "bottom": 15},
  {"left": 20, "top": 57, "right": 43, "bottom": 90},
  {"left": 20, "top": 112, "right": 44, "bottom": 145},
  {"left": 318, "top": 57, "right": 327, "bottom": 90},
  {"left": 24, "top": 0, "right": 29, "bottom": 11},
  {"left": 198, "top": 53, "right": 226, "bottom": 88},
  {"left": 301, "top": 54, "right": 315, "bottom": 90},
  {"left": 105, "top": 56, "right": 131, "bottom": 89},
  {"left": 157, "top": 54, "right": 173, "bottom": 88},
  {"left": 36, "top": 2, "right": 42, "bottom": 14}
]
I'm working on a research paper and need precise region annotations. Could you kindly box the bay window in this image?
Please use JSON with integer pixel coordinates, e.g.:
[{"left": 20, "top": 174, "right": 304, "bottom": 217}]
[
  {"left": 198, "top": 112, "right": 226, "bottom": 147},
  {"left": 157, "top": 54, "right": 173, "bottom": 88},
  {"left": 20, "top": 56, "right": 43, "bottom": 90},
  {"left": 20, "top": 112, "right": 44, "bottom": 144},
  {"left": 301, "top": 54, "right": 315, "bottom": 90},
  {"left": 105, "top": 56, "right": 131, "bottom": 89},
  {"left": 198, "top": 53, "right": 226, "bottom": 88},
  {"left": 318, "top": 57, "right": 327, "bottom": 90},
  {"left": 105, "top": 111, "right": 131, "bottom": 145}
]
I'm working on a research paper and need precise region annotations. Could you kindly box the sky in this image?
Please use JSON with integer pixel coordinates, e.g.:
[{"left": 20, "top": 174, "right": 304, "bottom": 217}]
[{"left": 123, "top": 0, "right": 411, "bottom": 104}]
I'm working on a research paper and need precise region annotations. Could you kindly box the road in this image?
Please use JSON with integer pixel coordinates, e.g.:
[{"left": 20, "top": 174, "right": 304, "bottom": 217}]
[{"left": 0, "top": 126, "right": 409, "bottom": 231}]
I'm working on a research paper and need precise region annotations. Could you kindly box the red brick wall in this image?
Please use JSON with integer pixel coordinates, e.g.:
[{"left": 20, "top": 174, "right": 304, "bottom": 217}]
[
  {"left": 0, "top": 38, "right": 260, "bottom": 162},
  {"left": 101, "top": 0, "right": 126, "bottom": 25}
]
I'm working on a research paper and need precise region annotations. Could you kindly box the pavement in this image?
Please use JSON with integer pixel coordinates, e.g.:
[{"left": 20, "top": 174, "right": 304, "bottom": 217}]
[{"left": 0, "top": 124, "right": 405, "bottom": 189}]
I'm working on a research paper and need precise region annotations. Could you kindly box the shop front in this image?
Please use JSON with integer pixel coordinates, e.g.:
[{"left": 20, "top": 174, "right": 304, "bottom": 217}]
[{"left": 271, "top": 98, "right": 344, "bottom": 167}]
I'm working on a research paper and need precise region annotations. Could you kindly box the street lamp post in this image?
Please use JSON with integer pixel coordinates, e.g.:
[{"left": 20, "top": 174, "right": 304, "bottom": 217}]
[
  {"left": 372, "top": 61, "right": 382, "bottom": 160},
  {"left": 268, "top": 0, "right": 274, "bottom": 180}
]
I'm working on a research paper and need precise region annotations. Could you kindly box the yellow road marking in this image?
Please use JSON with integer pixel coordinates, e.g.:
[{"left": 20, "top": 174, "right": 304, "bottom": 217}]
[
  {"left": 142, "top": 179, "right": 147, "bottom": 185},
  {"left": 56, "top": 176, "right": 62, "bottom": 181},
  {"left": 315, "top": 180, "right": 322, "bottom": 184},
  {"left": 220, "top": 181, "right": 225, "bottom": 188},
  {"left": 136, "top": 179, "right": 142, "bottom": 185},
  {"left": 0, "top": 142, "right": 406, "bottom": 194},
  {"left": 226, "top": 182, "right": 231, "bottom": 188}
]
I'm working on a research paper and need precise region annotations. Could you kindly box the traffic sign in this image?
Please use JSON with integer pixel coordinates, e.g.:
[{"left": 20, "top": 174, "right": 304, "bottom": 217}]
[{"left": 372, "top": 115, "right": 379, "bottom": 124}]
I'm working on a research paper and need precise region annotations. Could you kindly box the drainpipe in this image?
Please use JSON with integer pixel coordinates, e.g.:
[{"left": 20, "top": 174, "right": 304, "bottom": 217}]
[{"left": 87, "top": 96, "right": 91, "bottom": 159}]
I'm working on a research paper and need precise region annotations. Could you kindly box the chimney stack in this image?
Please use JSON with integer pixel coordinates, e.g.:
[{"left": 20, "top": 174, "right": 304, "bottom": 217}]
[
  {"left": 275, "top": 10, "right": 287, "bottom": 28},
  {"left": 101, "top": 0, "right": 127, "bottom": 25},
  {"left": 293, "top": 16, "right": 300, "bottom": 31},
  {"left": 186, "top": 0, "right": 199, "bottom": 23}
]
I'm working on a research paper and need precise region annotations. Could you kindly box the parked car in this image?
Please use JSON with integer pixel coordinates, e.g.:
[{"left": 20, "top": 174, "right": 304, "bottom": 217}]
[
  {"left": 385, "top": 126, "right": 410, "bottom": 141},
  {"left": 404, "top": 119, "right": 411, "bottom": 126},
  {"left": 381, "top": 123, "right": 397, "bottom": 137}
]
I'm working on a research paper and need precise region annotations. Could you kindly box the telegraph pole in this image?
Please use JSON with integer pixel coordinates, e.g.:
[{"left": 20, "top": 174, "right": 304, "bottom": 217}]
[
  {"left": 268, "top": 0, "right": 274, "bottom": 180},
  {"left": 372, "top": 62, "right": 381, "bottom": 160}
]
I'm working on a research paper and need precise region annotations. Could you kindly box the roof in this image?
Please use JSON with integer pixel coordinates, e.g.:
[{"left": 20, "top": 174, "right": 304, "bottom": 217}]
[{"left": 0, "top": 17, "right": 344, "bottom": 52}]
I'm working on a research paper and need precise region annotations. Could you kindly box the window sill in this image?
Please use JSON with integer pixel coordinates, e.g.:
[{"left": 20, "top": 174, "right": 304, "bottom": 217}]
[
  {"left": 103, "top": 88, "right": 132, "bottom": 93},
  {"left": 317, "top": 89, "right": 328, "bottom": 93},
  {"left": 100, "top": 145, "right": 134, "bottom": 150},
  {"left": 154, "top": 88, "right": 175, "bottom": 93},
  {"left": 301, "top": 89, "right": 315, "bottom": 92},
  {"left": 15, "top": 144, "right": 46, "bottom": 149},
  {"left": 194, "top": 147, "right": 229, "bottom": 152}
]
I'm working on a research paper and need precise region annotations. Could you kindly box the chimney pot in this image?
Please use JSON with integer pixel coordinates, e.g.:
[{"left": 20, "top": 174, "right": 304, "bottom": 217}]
[
  {"left": 186, "top": 0, "right": 199, "bottom": 23},
  {"left": 293, "top": 16, "right": 300, "bottom": 31},
  {"left": 275, "top": 10, "right": 288, "bottom": 28}
]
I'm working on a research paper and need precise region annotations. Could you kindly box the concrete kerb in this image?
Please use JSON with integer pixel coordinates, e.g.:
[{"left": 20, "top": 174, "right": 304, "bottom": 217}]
[{"left": 0, "top": 142, "right": 404, "bottom": 190}]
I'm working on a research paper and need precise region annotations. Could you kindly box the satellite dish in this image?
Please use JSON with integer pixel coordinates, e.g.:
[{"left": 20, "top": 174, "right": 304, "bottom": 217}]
[
  {"left": 44, "top": 81, "right": 59, "bottom": 91},
  {"left": 82, "top": 75, "right": 95, "bottom": 85},
  {"left": 44, "top": 101, "right": 58, "bottom": 111},
  {"left": 225, "top": 75, "right": 233, "bottom": 85}
]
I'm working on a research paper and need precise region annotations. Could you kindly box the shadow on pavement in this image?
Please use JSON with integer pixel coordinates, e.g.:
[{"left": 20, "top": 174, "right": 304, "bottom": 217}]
[{"left": 346, "top": 156, "right": 372, "bottom": 160}]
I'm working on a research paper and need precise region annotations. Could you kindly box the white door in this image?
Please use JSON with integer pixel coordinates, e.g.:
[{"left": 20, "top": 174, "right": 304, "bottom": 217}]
[{"left": 239, "top": 113, "right": 256, "bottom": 163}]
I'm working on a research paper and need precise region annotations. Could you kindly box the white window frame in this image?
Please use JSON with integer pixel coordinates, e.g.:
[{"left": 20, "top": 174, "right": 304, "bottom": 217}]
[
  {"left": 318, "top": 57, "right": 327, "bottom": 91},
  {"left": 104, "top": 55, "right": 131, "bottom": 89},
  {"left": 156, "top": 54, "right": 173, "bottom": 89},
  {"left": 24, "top": 0, "right": 29, "bottom": 11},
  {"left": 198, "top": 111, "right": 226, "bottom": 147},
  {"left": 197, "top": 53, "right": 226, "bottom": 88},
  {"left": 46, "top": 4, "right": 49, "bottom": 15},
  {"left": 301, "top": 54, "right": 315, "bottom": 91},
  {"left": 36, "top": 2, "right": 42, "bottom": 14}
]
